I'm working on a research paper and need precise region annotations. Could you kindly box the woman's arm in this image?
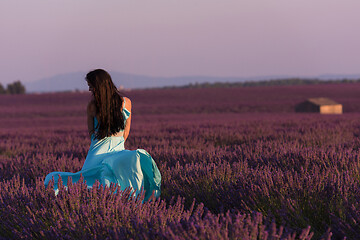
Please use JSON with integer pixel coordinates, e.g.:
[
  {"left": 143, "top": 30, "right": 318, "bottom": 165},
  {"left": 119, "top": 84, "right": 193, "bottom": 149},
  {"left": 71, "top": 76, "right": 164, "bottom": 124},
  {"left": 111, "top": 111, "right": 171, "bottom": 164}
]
[
  {"left": 123, "top": 97, "right": 132, "bottom": 142},
  {"left": 87, "top": 100, "right": 96, "bottom": 138}
]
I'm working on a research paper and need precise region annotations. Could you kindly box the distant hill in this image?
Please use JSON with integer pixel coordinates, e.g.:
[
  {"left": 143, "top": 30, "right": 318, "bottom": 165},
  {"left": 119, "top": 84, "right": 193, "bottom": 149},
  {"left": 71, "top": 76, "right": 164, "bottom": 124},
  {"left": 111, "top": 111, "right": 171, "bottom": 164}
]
[
  {"left": 23, "top": 71, "right": 360, "bottom": 93},
  {"left": 24, "top": 71, "right": 257, "bottom": 93},
  {"left": 24, "top": 71, "right": 159, "bottom": 93}
]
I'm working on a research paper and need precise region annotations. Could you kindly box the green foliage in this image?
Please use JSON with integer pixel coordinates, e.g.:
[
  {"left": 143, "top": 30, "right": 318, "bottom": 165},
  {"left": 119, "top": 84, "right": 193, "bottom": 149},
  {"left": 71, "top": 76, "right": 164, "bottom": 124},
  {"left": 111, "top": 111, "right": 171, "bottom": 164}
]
[
  {"left": 0, "top": 83, "right": 5, "bottom": 94},
  {"left": 7, "top": 81, "right": 26, "bottom": 94},
  {"left": 0, "top": 80, "right": 26, "bottom": 94}
]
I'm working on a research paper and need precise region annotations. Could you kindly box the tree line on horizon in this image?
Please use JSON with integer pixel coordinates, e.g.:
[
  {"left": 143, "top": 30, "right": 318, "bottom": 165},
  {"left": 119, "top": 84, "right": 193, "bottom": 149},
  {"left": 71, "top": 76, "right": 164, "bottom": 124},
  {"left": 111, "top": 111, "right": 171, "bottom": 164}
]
[
  {"left": 0, "top": 81, "right": 26, "bottom": 94},
  {"left": 172, "top": 78, "right": 360, "bottom": 89}
]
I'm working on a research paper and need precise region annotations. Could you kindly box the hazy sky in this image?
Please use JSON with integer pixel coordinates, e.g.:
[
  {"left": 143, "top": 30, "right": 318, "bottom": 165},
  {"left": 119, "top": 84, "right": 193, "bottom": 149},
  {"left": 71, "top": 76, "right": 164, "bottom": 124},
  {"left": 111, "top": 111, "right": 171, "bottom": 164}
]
[{"left": 1, "top": 0, "right": 360, "bottom": 84}]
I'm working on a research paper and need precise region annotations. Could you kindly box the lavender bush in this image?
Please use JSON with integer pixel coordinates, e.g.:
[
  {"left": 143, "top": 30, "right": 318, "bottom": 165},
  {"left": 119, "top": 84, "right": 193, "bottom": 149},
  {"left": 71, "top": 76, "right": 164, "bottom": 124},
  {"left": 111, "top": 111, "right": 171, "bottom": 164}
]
[{"left": 1, "top": 83, "right": 360, "bottom": 239}]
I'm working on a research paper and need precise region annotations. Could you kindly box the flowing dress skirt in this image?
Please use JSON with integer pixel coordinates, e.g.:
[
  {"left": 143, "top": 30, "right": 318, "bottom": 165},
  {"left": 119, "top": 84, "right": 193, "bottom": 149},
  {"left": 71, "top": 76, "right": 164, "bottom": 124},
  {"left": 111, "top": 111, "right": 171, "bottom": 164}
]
[{"left": 44, "top": 135, "right": 161, "bottom": 201}]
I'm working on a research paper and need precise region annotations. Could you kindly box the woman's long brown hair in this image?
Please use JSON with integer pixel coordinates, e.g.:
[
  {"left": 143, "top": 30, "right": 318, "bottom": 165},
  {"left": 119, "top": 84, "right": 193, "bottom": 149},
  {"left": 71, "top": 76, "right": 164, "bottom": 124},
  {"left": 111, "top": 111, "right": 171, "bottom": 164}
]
[{"left": 86, "top": 69, "right": 125, "bottom": 139}]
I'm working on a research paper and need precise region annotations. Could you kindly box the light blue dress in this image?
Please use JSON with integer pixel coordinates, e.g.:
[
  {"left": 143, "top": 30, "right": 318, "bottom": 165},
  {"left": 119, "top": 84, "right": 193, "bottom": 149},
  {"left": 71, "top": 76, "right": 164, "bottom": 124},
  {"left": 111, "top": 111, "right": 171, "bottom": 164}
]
[{"left": 44, "top": 101, "right": 161, "bottom": 201}]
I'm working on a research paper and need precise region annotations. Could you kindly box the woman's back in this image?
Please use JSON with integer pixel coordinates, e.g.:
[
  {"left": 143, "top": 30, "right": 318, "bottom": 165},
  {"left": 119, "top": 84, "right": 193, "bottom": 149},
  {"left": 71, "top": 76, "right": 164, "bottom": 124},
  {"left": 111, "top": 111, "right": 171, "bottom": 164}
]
[{"left": 87, "top": 96, "right": 132, "bottom": 140}]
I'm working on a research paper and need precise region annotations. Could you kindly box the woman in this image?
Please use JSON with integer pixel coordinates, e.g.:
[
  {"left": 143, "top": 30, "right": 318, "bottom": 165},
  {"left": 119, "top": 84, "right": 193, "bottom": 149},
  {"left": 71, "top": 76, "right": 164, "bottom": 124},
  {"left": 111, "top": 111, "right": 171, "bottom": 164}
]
[{"left": 44, "top": 69, "right": 161, "bottom": 201}]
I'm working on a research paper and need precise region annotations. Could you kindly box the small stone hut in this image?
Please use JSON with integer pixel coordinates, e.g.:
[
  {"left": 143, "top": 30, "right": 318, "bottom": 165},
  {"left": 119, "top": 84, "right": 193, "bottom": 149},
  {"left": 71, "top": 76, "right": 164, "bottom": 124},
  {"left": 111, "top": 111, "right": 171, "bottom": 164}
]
[{"left": 295, "top": 98, "right": 342, "bottom": 114}]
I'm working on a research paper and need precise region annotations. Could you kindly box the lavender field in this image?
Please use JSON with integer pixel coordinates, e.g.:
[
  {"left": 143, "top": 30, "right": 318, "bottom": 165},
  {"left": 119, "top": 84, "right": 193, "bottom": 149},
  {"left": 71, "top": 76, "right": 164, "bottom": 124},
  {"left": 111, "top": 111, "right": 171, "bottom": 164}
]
[{"left": 1, "top": 83, "right": 360, "bottom": 239}]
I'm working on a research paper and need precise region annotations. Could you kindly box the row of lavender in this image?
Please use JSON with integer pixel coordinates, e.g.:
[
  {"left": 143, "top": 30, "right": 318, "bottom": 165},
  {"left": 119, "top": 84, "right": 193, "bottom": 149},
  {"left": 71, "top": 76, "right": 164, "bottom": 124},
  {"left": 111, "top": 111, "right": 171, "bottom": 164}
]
[{"left": 1, "top": 83, "right": 360, "bottom": 238}]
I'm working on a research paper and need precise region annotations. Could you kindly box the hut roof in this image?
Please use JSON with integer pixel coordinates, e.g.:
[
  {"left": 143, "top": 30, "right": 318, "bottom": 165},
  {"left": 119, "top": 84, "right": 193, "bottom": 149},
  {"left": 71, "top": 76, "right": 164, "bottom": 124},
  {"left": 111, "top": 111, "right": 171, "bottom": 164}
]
[{"left": 306, "top": 98, "right": 340, "bottom": 106}]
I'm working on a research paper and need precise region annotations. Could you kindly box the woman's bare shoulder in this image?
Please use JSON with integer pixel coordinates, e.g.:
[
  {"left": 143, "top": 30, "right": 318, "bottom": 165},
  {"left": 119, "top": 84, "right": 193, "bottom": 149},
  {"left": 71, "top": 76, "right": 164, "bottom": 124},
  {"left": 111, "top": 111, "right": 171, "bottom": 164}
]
[
  {"left": 87, "top": 99, "right": 96, "bottom": 117},
  {"left": 123, "top": 97, "right": 132, "bottom": 112}
]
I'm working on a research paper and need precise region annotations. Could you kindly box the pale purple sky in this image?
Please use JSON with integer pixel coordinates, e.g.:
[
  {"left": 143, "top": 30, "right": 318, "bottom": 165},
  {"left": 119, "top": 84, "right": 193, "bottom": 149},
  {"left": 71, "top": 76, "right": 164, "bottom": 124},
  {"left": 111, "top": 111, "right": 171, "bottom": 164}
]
[{"left": 1, "top": 0, "right": 360, "bottom": 84}]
